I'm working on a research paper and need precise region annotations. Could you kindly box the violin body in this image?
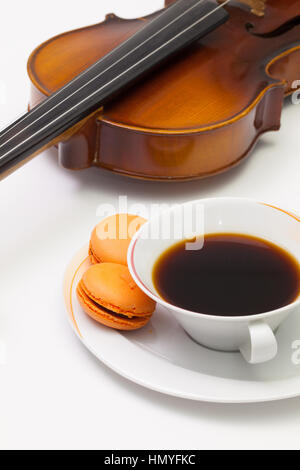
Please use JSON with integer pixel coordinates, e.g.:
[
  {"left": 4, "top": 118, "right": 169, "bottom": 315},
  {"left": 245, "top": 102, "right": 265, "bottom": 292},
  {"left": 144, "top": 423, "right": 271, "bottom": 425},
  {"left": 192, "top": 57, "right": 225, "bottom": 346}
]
[{"left": 28, "top": 0, "right": 300, "bottom": 181}]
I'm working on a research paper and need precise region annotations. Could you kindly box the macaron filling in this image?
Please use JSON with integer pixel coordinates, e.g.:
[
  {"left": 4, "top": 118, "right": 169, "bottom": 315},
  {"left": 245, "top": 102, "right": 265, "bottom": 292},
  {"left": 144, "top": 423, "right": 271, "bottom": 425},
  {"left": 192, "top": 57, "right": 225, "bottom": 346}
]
[
  {"left": 89, "top": 244, "right": 101, "bottom": 264},
  {"left": 77, "top": 282, "right": 149, "bottom": 321}
]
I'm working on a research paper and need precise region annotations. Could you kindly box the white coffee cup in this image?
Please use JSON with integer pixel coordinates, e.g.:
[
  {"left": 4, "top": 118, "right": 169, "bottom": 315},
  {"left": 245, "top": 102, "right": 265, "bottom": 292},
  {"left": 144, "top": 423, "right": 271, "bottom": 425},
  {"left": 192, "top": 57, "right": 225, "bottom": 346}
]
[{"left": 128, "top": 198, "right": 300, "bottom": 364}]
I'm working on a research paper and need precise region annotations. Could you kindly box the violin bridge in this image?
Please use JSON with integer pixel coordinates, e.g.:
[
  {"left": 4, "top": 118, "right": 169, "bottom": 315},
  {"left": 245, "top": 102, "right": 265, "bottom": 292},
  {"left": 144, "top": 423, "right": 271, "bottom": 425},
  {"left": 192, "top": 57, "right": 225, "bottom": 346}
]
[{"left": 219, "top": 0, "right": 267, "bottom": 17}]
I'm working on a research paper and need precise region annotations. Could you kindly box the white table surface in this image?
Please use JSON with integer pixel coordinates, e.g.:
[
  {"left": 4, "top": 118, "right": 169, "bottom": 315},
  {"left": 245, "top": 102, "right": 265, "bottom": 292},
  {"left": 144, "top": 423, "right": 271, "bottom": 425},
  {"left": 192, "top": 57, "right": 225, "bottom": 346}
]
[{"left": 1, "top": 0, "right": 300, "bottom": 450}]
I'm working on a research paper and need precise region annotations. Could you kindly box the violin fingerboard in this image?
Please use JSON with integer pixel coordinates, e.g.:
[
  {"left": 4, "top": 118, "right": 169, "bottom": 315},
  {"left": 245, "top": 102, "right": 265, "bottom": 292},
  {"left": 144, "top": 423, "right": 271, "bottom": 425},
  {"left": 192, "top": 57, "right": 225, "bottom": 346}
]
[{"left": 165, "top": 1, "right": 266, "bottom": 17}]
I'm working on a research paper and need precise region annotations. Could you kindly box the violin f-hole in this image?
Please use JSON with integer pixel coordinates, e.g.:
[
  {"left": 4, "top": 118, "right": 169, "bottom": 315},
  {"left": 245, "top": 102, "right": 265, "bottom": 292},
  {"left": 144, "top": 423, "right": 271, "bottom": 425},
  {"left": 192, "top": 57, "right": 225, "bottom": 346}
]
[{"left": 246, "top": 16, "right": 300, "bottom": 38}]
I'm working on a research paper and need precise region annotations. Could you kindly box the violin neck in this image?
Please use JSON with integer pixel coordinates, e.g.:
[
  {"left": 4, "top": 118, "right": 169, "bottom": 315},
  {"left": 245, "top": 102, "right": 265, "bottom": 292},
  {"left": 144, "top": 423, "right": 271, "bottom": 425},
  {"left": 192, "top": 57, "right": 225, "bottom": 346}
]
[{"left": 0, "top": 0, "right": 229, "bottom": 179}]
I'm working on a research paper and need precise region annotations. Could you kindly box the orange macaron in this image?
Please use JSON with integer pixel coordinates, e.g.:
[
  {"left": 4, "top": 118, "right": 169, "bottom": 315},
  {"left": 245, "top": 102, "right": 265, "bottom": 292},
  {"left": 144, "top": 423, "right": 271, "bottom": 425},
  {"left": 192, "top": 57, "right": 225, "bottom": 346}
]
[
  {"left": 89, "top": 214, "right": 146, "bottom": 266},
  {"left": 77, "top": 263, "right": 156, "bottom": 330}
]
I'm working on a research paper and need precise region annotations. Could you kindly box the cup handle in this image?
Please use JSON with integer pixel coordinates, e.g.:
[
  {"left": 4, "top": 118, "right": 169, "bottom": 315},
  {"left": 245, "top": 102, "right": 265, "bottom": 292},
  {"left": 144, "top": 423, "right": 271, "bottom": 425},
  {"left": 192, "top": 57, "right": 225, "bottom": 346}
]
[{"left": 240, "top": 321, "right": 278, "bottom": 364}]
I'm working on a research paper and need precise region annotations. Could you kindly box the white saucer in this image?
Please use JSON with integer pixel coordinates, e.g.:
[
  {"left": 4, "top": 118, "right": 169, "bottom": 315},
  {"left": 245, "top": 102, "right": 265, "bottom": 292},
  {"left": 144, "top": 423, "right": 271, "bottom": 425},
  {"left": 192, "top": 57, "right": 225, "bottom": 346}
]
[{"left": 64, "top": 245, "right": 300, "bottom": 403}]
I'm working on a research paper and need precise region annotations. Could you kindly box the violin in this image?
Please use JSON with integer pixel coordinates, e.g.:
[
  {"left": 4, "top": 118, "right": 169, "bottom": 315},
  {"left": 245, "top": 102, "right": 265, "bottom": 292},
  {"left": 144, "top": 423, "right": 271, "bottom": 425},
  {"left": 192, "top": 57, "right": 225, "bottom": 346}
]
[{"left": 0, "top": 0, "right": 299, "bottom": 181}]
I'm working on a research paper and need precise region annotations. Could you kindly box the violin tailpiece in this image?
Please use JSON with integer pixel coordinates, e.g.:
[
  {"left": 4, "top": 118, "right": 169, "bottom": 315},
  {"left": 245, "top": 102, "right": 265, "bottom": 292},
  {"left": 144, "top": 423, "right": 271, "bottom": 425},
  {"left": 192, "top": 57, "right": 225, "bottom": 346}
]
[{"left": 219, "top": 0, "right": 267, "bottom": 17}]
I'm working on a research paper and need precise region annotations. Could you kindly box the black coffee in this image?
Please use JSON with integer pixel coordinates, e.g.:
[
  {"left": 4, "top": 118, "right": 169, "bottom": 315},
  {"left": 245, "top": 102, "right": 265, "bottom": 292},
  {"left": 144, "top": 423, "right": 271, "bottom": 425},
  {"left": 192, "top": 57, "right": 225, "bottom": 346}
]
[{"left": 153, "top": 233, "right": 300, "bottom": 317}]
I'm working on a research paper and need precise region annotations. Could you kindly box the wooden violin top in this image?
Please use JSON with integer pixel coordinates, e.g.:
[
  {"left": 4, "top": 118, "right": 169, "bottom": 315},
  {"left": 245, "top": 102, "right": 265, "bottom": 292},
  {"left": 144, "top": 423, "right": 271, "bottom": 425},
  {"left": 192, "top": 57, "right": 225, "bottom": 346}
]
[
  {"left": 29, "top": 1, "right": 300, "bottom": 134},
  {"left": 2, "top": 0, "right": 300, "bottom": 181}
]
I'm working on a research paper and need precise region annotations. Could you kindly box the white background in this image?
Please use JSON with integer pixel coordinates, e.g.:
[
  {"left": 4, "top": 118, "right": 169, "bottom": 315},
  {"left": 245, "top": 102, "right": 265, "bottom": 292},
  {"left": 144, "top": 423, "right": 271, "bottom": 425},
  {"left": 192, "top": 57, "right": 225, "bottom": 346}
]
[{"left": 1, "top": 0, "right": 300, "bottom": 450}]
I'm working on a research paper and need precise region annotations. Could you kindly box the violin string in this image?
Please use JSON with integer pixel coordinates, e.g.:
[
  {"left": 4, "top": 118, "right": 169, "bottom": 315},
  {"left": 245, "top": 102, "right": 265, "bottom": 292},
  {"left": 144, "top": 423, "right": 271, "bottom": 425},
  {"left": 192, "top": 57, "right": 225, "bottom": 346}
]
[
  {"left": 0, "top": 0, "right": 207, "bottom": 145},
  {"left": 1, "top": 0, "right": 230, "bottom": 158},
  {"left": 0, "top": 0, "right": 231, "bottom": 160},
  {"left": 0, "top": 0, "right": 231, "bottom": 149}
]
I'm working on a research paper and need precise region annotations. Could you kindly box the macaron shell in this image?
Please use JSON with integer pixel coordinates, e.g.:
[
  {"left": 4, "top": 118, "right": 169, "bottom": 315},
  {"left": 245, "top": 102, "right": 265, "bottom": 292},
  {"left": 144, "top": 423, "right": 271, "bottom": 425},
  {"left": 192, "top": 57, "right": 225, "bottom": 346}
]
[
  {"left": 90, "top": 214, "right": 146, "bottom": 266},
  {"left": 77, "top": 283, "right": 151, "bottom": 331},
  {"left": 82, "top": 263, "right": 156, "bottom": 315}
]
